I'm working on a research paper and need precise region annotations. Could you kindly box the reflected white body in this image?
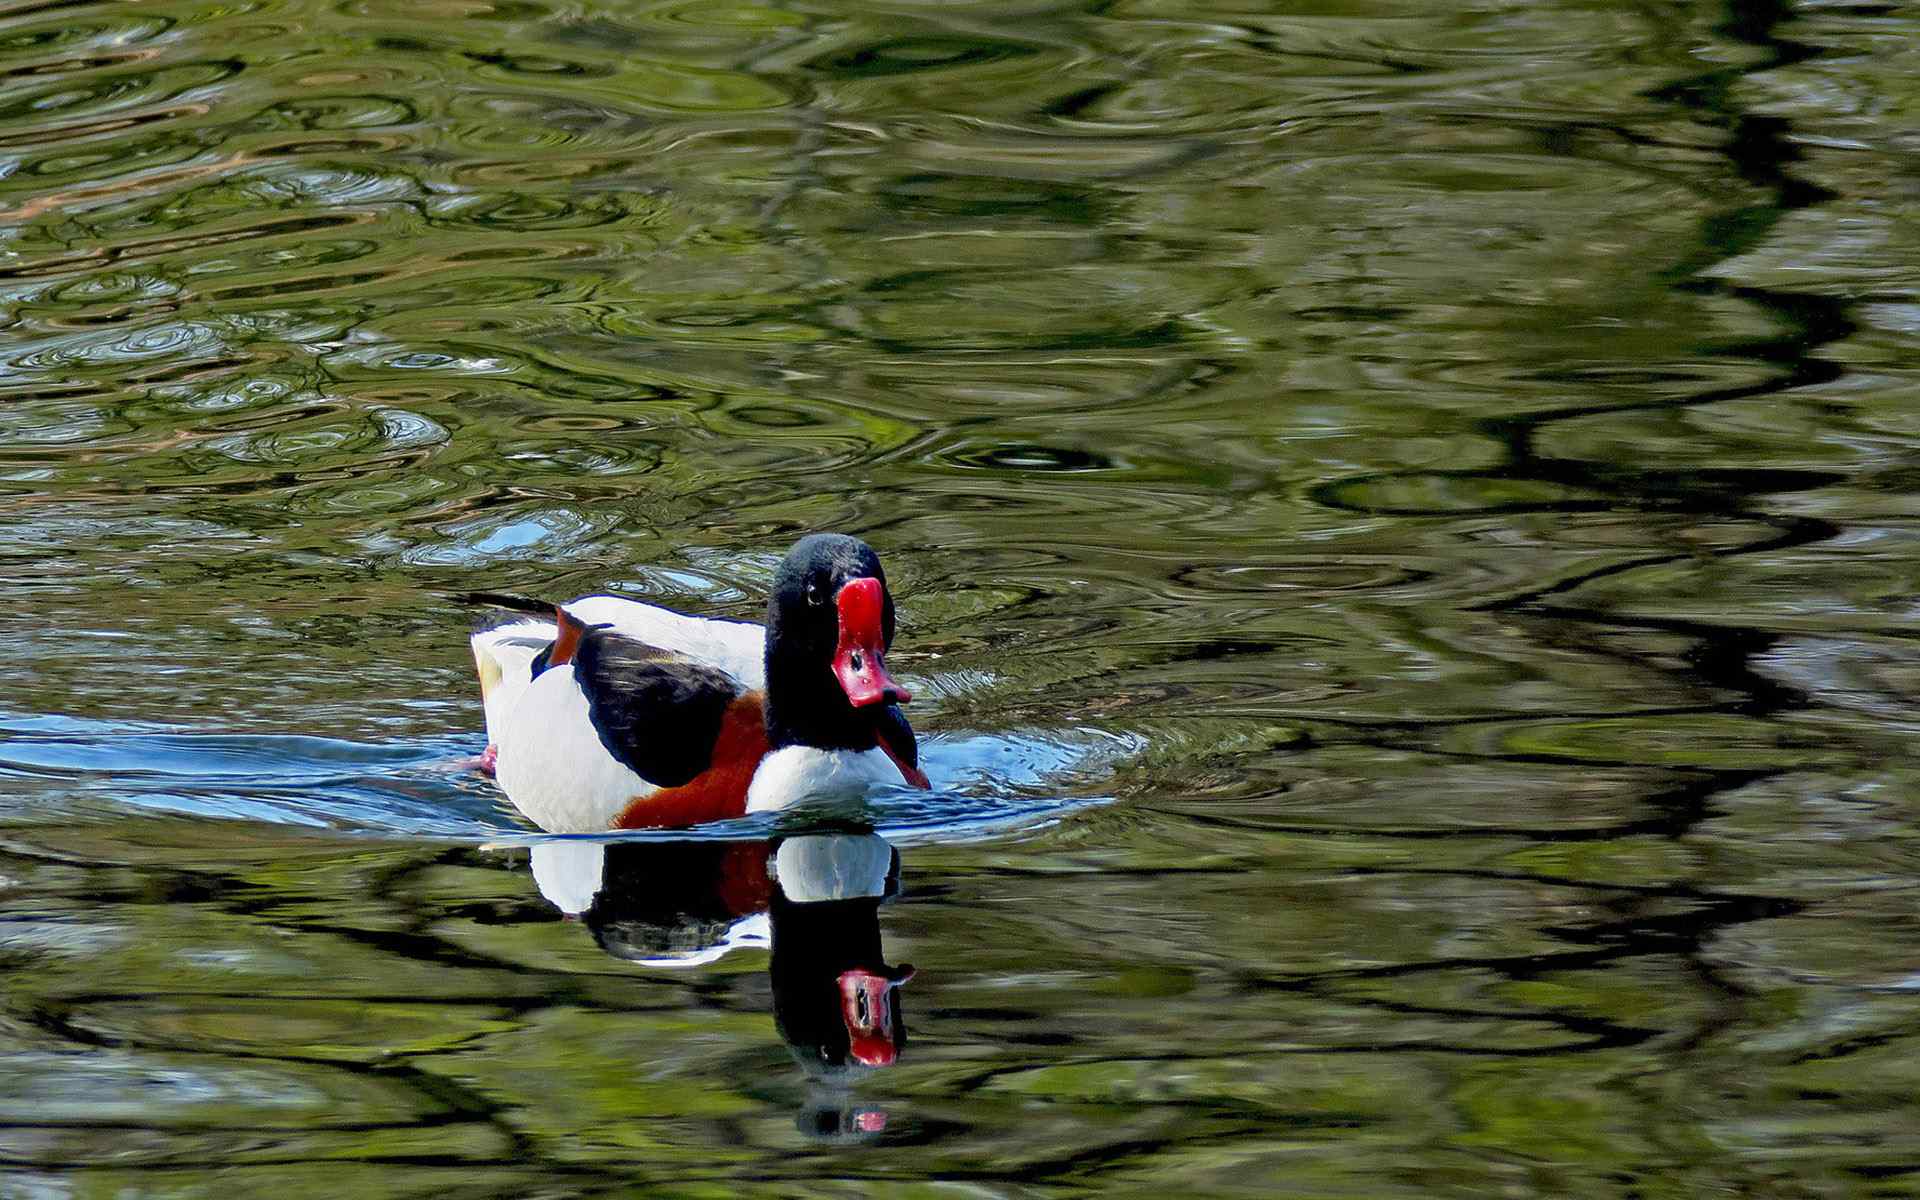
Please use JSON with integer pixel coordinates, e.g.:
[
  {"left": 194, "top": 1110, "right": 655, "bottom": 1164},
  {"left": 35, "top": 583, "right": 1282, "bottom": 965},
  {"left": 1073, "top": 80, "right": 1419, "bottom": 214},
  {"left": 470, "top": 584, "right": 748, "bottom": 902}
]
[
  {"left": 523, "top": 833, "right": 894, "bottom": 966},
  {"left": 529, "top": 839, "right": 607, "bottom": 916},
  {"left": 773, "top": 835, "right": 893, "bottom": 903}
]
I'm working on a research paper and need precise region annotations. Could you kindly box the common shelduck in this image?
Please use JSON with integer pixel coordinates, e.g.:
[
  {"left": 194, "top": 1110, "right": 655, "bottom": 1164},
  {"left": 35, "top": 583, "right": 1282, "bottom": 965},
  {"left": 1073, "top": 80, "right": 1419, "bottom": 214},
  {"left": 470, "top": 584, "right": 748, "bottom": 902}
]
[{"left": 468, "top": 534, "right": 928, "bottom": 833}]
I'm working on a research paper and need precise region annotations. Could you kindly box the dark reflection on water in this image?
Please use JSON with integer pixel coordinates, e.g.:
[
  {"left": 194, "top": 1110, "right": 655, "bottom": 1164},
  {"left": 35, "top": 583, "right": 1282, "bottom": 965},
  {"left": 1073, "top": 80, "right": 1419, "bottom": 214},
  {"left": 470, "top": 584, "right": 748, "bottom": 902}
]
[{"left": 4, "top": 0, "right": 1920, "bottom": 1192}]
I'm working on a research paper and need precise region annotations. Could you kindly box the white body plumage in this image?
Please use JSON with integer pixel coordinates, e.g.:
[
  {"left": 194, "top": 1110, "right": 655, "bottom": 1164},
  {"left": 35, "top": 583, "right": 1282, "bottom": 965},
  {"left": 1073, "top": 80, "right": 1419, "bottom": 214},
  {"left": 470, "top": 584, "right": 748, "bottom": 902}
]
[{"left": 471, "top": 595, "right": 902, "bottom": 832}]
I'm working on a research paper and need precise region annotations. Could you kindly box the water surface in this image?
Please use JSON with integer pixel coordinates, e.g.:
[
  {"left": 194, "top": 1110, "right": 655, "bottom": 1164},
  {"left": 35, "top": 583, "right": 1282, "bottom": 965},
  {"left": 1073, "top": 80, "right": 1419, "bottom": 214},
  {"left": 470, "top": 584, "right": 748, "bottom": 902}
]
[{"left": 4, "top": 0, "right": 1920, "bottom": 1193}]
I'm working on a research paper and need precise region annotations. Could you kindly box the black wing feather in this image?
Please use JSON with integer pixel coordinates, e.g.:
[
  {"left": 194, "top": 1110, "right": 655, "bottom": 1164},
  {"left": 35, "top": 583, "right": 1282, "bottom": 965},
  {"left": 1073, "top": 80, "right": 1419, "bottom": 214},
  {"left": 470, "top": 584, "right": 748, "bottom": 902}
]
[{"left": 572, "top": 629, "right": 744, "bottom": 788}]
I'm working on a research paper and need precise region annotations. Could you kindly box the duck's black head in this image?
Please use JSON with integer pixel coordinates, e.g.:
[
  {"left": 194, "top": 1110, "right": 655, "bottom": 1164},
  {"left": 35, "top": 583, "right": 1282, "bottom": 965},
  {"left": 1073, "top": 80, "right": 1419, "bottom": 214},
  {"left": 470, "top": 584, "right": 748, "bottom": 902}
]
[{"left": 764, "top": 533, "right": 912, "bottom": 752}]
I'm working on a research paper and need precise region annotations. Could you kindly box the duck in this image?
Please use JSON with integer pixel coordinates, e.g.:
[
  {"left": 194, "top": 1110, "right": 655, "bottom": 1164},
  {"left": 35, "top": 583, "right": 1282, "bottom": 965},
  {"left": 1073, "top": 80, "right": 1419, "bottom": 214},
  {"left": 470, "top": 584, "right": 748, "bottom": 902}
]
[{"left": 467, "top": 533, "right": 929, "bottom": 833}]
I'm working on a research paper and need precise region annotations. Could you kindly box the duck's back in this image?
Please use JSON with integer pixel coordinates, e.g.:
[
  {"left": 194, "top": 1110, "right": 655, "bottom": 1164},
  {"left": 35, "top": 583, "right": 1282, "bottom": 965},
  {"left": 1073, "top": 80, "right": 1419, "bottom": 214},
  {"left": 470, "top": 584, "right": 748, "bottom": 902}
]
[
  {"left": 472, "top": 596, "right": 768, "bottom": 831},
  {"left": 564, "top": 595, "right": 764, "bottom": 689}
]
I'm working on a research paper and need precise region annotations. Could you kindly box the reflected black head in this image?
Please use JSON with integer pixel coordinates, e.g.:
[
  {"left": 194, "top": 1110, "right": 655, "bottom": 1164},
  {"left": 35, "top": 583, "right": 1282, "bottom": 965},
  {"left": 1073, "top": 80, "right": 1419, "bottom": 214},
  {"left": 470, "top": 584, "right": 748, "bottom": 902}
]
[
  {"left": 764, "top": 533, "right": 900, "bottom": 751},
  {"left": 795, "top": 1100, "right": 891, "bottom": 1144},
  {"left": 769, "top": 890, "right": 906, "bottom": 1076}
]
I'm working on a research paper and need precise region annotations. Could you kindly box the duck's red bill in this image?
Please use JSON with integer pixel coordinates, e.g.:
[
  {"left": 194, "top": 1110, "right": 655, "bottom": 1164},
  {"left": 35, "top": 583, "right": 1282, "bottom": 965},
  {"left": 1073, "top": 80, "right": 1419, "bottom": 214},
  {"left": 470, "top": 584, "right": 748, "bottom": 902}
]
[{"left": 833, "top": 577, "right": 909, "bottom": 708}]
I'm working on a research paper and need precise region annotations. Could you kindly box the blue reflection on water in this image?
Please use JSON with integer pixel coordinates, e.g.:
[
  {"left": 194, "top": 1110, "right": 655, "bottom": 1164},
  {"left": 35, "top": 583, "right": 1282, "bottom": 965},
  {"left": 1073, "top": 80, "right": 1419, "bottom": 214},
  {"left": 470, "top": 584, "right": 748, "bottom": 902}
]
[{"left": 0, "top": 709, "right": 1127, "bottom": 842}]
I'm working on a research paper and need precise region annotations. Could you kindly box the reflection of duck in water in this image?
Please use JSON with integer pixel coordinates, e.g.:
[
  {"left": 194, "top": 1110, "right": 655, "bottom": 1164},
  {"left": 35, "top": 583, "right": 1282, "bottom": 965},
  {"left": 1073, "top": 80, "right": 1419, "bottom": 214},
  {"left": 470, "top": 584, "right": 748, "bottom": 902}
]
[
  {"left": 524, "top": 832, "right": 912, "bottom": 1071},
  {"left": 771, "top": 834, "right": 912, "bottom": 1073},
  {"left": 466, "top": 534, "right": 928, "bottom": 834},
  {"left": 532, "top": 838, "right": 773, "bottom": 965}
]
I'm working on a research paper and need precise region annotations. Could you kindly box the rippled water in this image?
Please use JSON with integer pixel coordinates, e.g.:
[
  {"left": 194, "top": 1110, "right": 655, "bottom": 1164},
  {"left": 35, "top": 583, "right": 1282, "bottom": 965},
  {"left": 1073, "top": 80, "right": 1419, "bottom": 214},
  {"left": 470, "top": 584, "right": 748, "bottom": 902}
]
[{"left": 5, "top": 0, "right": 1920, "bottom": 1192}]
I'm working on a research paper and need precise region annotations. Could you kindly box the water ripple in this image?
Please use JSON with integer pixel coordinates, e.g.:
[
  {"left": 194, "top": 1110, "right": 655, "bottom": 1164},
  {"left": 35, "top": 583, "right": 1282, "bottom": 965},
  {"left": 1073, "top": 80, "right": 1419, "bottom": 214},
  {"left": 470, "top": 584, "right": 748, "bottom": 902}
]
[{"left": 0, "top": 711, "right": 1122, "bottom": 842}]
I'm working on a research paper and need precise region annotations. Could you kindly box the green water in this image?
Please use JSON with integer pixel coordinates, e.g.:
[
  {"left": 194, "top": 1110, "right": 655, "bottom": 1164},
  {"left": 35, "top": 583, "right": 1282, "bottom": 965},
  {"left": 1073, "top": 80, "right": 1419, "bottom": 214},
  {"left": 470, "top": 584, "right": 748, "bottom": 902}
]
[{"left": 4, "top": 0, "right": 1920, "bottom": 1193}]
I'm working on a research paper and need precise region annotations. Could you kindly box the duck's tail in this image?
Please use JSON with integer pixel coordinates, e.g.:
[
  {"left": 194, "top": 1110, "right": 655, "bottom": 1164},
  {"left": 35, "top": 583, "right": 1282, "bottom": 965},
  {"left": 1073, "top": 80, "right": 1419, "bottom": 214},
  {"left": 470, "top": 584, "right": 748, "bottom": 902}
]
[
  {"left": 457, "top": 590, "right": 557, "bottom": 619},
  {"left": 459, "top": 593, "right": 561, "bottom": 746}
]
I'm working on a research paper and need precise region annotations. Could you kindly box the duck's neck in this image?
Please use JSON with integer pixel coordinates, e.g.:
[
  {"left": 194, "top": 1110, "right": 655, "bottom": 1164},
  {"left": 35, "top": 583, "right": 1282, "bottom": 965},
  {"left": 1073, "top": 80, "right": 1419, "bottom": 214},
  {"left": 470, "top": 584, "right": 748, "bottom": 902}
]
[{"left": 763, "top": 640, "right": 877, "bottom": 752}]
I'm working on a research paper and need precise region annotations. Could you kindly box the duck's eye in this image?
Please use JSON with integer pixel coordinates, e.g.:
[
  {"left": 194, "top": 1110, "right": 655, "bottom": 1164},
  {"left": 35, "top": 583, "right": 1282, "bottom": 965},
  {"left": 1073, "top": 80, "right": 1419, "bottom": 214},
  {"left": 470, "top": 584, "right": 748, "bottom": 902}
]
[{"left": 805, "top": 578, "right": 826, "bottom": 607}]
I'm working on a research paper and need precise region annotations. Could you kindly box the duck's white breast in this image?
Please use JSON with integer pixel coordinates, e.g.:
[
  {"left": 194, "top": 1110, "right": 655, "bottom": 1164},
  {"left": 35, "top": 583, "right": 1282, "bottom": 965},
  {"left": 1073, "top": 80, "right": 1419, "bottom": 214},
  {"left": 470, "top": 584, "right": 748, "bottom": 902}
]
[{"left": 744, "top": 745, "right": 899, "bottom": 813}]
